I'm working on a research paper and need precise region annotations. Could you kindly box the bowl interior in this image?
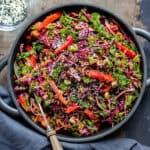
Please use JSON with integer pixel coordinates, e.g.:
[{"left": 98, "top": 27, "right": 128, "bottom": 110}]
[{"left": 8, "top": 3, "right": 146, "bottom": 142}]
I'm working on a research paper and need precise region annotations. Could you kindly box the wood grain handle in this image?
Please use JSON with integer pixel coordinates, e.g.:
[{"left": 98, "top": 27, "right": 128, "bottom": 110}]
[{"left": 47, "top": 129, "right": 63, "bottom": 150}]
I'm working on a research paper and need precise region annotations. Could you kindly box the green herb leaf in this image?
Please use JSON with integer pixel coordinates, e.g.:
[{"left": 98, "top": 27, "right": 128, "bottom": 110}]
[
  {"left": 82, "top": 119, "right": 94, "bottom": 127},
  {"left": 132, "top": 62, "right": 140, "bottom": 74},
  {"left": 79, "top": 9, "right": 88, "bottom": 22},
  {"left": 124, "top": 41, "right": 137, "bottom": 52},
  {"left": 51, "top": 66, "right": 64, "bottom": 80},
  {"left": 59, "top": 26, "right": 77, "bottom": 41},
  {"left": 49, "top": 52, "right": 55, "bottom": 58},
  {"left": 47, "top": 24, "right": 55, "bottom": 38},
  {"left": 125, "top": 94, "right": 137, "bottom": 108},
  {"left": 32, "top": 42, "right": 44, "bottom": 52},
  {"left": 67, "top": 44, "right": 78, "bottom": 52},
  {"left": 88, "top": 56, "right": 95, "bottom": 65},
  {"left": 48, "top": 92, "right": 54, "bottom": 99},
  {"left": 99, "top": 111, "right": 109, "bottom": 117},
  {"left": 35, "top": 95, "right": 42, "bottom": 104},
  {"left": 17, "top": 65, "right": 32, "bottom": 75},
  {"left": 113, "top": 73, "right": 130, "bottom": 88},
  {"left": 110, "top": 47, "right": 116, "bottom": 55},
  {"left": 90, "top": 13, "right": 112, "bottom": 39},
  {"left": 59, "top": 82, "right": 68, "bottom": 92},
  {"left": 82, "top": 76, "right": 92, "bottom": 84},
  {"left": 64, "top": 79, "right": 71, "bottom": 85},
  {"left": 133, "top": 55, "right": 141, "bottom": 63},
  {"left": 18, "top": 50, "right": 35, "bottom": 60},
  {"left": 70, "top": 95, "right": 80, "bottom": 103},
  {"left": 87, "top": 35, "right": 97, "bottom": 45},
  {"left": 81, "top": 102, "right": 90, "bottom": 109},
  {"left": 44, "top": 99, "right": 51, "bottom": 107},
  {"left": 60, "top": 11, "right": 73, "bottom": 26},
  {"left": 114, "top": 112, "right": 125, "bottom": 122}
]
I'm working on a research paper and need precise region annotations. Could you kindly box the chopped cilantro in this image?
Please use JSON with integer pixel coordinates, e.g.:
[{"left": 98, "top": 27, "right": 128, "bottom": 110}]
[{"left": 51, "top": 66, "right": 64, "bottom": 80}]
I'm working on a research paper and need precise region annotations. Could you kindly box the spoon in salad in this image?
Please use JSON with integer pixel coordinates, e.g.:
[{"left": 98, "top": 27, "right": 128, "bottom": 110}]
[{"left": 35, "top": 95, "right": 63, "bottom": 150}]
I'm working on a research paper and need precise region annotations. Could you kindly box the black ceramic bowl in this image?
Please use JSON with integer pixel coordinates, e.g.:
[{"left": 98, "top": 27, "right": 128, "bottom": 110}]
[{"left": 0, "top": 2, "right": 150, "bottom": 142}]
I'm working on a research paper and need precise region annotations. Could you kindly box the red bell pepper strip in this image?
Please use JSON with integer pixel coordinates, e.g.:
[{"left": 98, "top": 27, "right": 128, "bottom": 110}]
[
  {"left": 87, "top": 70, "right": 114, "bottom": 82},
  {"left": 18, "top": 94, "right": 30, "bottom": 112},
  {"left": 32, "top": 12, "right": 61, "bottom": 31},
  {"left": 103, "top": 85, "right": 111, "bottom": 93},
  {"left": 115, "top": 42, "right": 136, "bottom": 58},
  {"left": 44, "top": 48, "right": 51, "bottom": 55},
  {"left": 84, "top": 109, "right": 97, "bottom": 120},
  {"left": 65, "top": 104, "right": 80, "bottom": 114},
  {"left": 49, "top": 80, "right": 67, "bottom": 105},
  {"left": 110, "top": 25, "right": 119, "bottom": 32},
  {"left": 18, "top": 94, "right": 26, "bottom": 105},
  {"left": 40, "top": 11, "right": 62, "bottom": 29},
  {"left": 54, "top": 36, "right": 74, "bottom": 55},
  {"left": 30, "top": 55, "right": 36, "bottom": 67},
  {"left": 25, "top": 45, "right": 32, "bottom": 51},
  {"left": 25, "top": 45, "right": 37, "bottom": 67}
]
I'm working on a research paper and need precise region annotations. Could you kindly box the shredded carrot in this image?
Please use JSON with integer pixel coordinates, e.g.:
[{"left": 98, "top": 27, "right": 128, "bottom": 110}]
[
  {"left": 37, "top": 115, "right": 46, "bottom": 127},
  {"left": 65, "top": 105, "right": 80, "bottom": 114},
  {"left": 49, "top": 80, "right": 67, "bottom": 105}
]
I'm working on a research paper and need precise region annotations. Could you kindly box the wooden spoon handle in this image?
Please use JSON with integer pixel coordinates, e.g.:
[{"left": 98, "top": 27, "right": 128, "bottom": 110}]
[{"left": 47, "top": 129, "right": 63, "bottom": 150}]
